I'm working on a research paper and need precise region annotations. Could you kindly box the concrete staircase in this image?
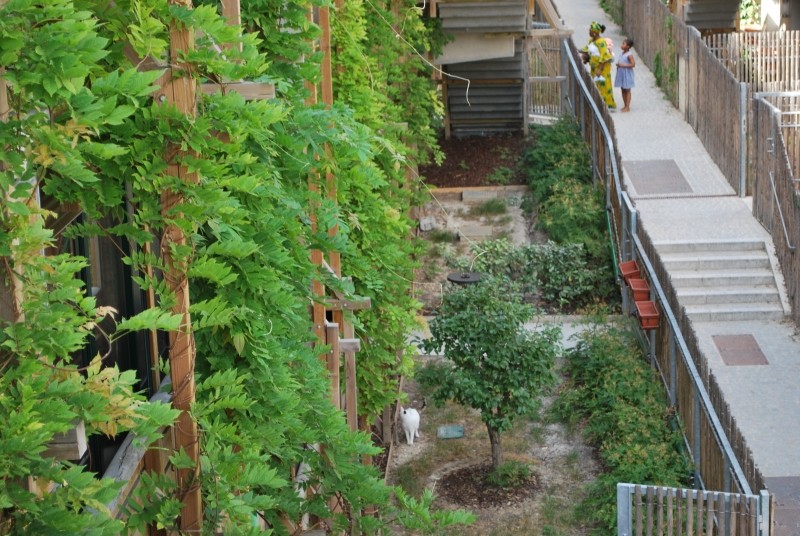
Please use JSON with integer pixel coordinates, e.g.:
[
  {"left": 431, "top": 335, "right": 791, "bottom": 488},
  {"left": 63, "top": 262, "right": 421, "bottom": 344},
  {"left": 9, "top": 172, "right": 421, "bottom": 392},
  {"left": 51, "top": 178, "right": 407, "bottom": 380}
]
[{"left": 656, "top": 240, "right": 786, "bottom": 322}]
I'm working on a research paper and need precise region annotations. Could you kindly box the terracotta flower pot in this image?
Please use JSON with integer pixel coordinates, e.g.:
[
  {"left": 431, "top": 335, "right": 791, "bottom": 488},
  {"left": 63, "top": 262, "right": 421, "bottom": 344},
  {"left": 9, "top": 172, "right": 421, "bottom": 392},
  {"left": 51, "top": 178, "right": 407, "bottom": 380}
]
[
  {"left": 619, "top": 259, "right": 641, "bottom": 285},
  {"left": 629, "top": 278, "right": 650, "bottom": 301},
  {"left": 635, "top": 300, "right": 660, "bottom": 330}
]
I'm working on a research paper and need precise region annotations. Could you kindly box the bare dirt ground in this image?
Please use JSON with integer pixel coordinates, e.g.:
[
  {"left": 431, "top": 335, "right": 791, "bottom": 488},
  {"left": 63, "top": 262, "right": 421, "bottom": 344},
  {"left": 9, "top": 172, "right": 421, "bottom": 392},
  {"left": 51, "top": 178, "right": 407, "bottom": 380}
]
[
  {"left": 419, "top": 134, "right": 530, "bottom": 188},
  {"left": 387, "top": 135, "right": 601, "bottom": 535},
  {"left": 388, "top": 349, "right": 600, "bottom": 536}
]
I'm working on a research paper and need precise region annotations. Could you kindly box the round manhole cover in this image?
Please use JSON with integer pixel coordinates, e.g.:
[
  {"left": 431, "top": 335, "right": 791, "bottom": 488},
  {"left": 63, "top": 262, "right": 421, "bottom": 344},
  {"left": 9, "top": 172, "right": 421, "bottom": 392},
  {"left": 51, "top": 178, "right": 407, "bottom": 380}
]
[{"left": 446, "top": 272, "right": 482, "bottom": 285}]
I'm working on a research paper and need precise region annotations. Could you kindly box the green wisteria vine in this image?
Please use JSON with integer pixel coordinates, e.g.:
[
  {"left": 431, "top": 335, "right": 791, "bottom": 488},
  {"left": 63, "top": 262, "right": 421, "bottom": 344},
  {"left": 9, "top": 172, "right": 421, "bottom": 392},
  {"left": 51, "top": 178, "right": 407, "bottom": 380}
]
[{"left": 0, "top": 0, "right": 470, "bottom": 534}]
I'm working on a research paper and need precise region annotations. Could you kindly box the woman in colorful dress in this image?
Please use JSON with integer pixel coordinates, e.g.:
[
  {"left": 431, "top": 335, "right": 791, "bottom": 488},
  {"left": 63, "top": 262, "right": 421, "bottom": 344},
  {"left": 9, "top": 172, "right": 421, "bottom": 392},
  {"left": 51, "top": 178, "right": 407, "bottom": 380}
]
[{"left": 587, "top": 22, "right": 616, "bottom": 109}]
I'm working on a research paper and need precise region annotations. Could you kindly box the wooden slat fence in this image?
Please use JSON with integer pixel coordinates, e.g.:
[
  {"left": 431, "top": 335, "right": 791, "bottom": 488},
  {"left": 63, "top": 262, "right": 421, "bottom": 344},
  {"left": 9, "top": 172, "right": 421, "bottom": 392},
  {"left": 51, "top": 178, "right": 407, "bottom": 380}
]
[
  {"left": 620, "top": 0, "right": 680, "bottom": 106},
  {"left": 554, "top": 23, "right": 774, "bottom": 531},
  {"left": 752, "top": 95, "right": 800, "bottom": 328},
  {"left": 617, "top": 3, "right": 800, "bottom": 286},
  {"left": 686, "top": 26, "right": 747, "bottom": 194},
  {"left": 705, "top": 31, "right": 800, "bottom": 93},
  {"left": 560, "top": 37, "right": 761, "bottom": 497},
  {"left": 634, "top": 229, "right": 764, "bottom": 496},
  {"left": 617, "top": 484, "right": 770, "bottom": 536},
  {"left": 528, "top": 31, "right": 565, "bottom": 117}
]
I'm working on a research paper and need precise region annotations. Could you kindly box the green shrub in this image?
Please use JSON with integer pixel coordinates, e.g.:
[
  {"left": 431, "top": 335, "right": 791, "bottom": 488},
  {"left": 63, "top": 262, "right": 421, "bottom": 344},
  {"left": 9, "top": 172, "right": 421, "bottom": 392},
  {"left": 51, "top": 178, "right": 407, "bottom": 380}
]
[
  {"left": 522, "top": 117, "right": 592, "bottom": 203},
  {"left": 553, "top": 323, "right": 692, "bottom": 534},
  {"left": 536, "top": 178, "right": 607, "bottom": 261},
  {"left": 428, "top": 229, "right": 459, "bottom": 243},
  {"left": 468, "top": 198, "right": 507, "bottom": 216},
  {"left": 486, "top": 461, "right": 532, "bottom": 489},
  {"left": 486, "top": 166, "right": 515, "bottom": 185}
]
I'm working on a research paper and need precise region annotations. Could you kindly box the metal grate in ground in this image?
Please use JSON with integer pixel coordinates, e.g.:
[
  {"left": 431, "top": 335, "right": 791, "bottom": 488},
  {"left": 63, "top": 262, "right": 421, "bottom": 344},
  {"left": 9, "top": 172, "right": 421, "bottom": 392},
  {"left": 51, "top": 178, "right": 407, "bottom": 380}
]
[
  {"left": 713, "top": 334, "right": 769, "bottom": 366},
  {"left": 624, "top": 159, "right": 694, "bottom": 195}
]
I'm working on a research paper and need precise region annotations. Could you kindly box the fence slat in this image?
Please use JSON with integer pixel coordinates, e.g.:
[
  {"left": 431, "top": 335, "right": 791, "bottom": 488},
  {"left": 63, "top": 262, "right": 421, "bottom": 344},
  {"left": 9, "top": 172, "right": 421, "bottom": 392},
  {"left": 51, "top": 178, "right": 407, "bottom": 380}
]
[
  {"left": 667, "top": 488, "right": 674, "bottom": 535},
  {"left": 705, "top": 492, "right": 714, "bottom": 536},
  {"left": 619, "top": 485, "right": 764, "bottom": 536},
  {"left": 637, "top": 485, "right": 644, "bottom": 536}
]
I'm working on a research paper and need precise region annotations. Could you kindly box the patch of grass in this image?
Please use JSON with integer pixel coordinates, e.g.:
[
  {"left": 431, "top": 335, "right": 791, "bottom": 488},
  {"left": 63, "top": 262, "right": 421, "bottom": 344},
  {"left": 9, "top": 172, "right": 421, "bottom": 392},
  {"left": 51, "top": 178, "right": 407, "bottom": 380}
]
[
  {"left": 427, "top": 229, "right": 459, "bottom": 243},
  {"left": 392, "top": 399, "right": 478, "bottom": 498},
  {"left": 539, "top": 494, "right": 576, "bottom": 534},
  {"left": 563, "top": 451, "right": 585, "bottom": 483},
  {"left": 467, "top": 198, "right": 507, "bottom": 217},
  {"left": 489, "top": 214, "right": 513, "bottom": 227},
  {"left": 486, "top": 166, "right": 514, "bottom": 185},
  {"left": 525, "top": 423, "right": 546, "bottom": 445},
  {"left": 392, "top": 463, "right": 426, "bottom": 498},
  {"left": 496, "top": 145, "right": 513, "bottom": 161}
]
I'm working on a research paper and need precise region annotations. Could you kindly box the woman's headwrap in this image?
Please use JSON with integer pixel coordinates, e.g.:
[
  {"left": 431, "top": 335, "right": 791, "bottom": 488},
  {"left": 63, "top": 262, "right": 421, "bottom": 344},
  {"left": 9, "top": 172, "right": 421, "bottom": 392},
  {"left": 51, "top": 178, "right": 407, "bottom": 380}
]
[{"left": 590, "top": 21, "right": 603, "bottom": 33}]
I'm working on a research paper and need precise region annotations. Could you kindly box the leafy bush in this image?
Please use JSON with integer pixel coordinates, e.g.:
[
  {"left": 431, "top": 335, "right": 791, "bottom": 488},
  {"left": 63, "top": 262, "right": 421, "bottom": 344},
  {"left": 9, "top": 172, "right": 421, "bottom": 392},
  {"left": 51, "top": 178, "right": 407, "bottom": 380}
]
[
  {"left": 486, "top": 166, "right": 515, "bottom": 185},
  {"left": 486, "top": 461, "right": 532, "bottom": 489},
  {"left": 522, "top": 117, "right": 592, "bottom": 203},
  {"left": 536, "top": 178, "right": 608, "bottom": 261},
  {"left": 449, "top": 239, "right": 612, "bottom": 313},
  {"left": 518, "top": 115, "right": 617, "bottom": 309},
  {"left": 552, "top": 323, "right": 692, "bottom": 533}
]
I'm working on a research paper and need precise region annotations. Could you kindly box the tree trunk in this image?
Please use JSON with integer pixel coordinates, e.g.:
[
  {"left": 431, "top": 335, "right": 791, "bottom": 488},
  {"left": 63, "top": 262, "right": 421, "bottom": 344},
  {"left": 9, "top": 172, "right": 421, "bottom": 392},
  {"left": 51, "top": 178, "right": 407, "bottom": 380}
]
[{"left": 487, "top": 424, "right": 503, "bottom": 469}]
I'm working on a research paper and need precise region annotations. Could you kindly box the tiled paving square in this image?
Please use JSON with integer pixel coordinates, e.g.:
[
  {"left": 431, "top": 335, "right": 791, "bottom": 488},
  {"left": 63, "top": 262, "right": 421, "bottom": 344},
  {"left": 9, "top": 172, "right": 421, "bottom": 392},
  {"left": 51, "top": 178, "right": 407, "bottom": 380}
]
[
  {"left": 713, "top": 334, "right": 769, "bottom": 366},
  {"left": 624, "top": 159, "right": 693, "bottom": 195},
  {"left": 766, "top": 477, "right": 800, "bottom": 536}
]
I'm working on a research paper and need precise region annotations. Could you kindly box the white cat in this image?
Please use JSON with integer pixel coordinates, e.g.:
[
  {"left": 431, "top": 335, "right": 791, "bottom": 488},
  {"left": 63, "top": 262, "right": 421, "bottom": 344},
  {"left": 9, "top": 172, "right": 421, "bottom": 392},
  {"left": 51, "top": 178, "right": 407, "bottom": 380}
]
[{"left": 399, "top": 407, "right": 421, "bottom": 445}]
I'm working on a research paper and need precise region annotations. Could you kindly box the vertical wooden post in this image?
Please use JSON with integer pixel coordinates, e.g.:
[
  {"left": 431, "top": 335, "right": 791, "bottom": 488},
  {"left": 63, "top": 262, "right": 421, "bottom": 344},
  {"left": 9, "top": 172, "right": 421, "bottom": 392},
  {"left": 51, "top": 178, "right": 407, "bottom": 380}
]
[
  {"left": 325, "top": 322, "right": 341, "bottom": 408},
  {"left": 159, "top": 1, "right": 203, "bottom": 531},
  {"left": 220, "top": 0, "right": 242, "bottom": 53},
  {"left": 343, "top": 321, "right": 358, "bottom": 430},
  {"left": 306, "top": 7, "right": 326, "bottom": 344}
]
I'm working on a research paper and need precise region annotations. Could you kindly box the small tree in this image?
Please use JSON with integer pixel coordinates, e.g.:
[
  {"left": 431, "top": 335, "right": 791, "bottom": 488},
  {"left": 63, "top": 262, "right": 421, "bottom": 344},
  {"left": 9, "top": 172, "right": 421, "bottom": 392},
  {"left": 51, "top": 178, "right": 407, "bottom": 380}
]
[{"left": 420, "top": 278, "right": 560, "bottom": 469}]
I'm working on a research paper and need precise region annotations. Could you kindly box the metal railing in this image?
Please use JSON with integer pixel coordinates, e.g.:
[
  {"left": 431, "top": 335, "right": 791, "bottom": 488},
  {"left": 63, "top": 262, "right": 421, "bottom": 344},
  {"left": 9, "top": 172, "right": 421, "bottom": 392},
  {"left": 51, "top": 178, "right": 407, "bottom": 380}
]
[{"left": 559, "top": 35, "right": 758, "bottom": 497}]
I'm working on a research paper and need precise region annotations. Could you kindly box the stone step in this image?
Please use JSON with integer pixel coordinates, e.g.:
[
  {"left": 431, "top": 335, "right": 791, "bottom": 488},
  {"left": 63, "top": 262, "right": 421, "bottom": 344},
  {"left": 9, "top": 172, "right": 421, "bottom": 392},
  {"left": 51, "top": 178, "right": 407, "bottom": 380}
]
[
  {"left": 670, "top": 269, "right": 776, "bottom": 288},
  {"left": 684, "top": 302, "right": 786, "bottom": 322},
  {"left": 654, "top": 239, "right": 766, "bottom": 254},
  {"left": 661, "top": 251, "right": 771, "bottom": 271},
  {"left": 676, "top": 286, "right": 781, "bottom": 305}
]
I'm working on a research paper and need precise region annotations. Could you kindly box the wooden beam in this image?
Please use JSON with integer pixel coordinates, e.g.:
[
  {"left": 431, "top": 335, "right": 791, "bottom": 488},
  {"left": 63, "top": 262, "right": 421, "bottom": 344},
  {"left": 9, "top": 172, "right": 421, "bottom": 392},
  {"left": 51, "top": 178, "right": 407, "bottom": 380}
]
[
  {"left": 526, "top": 28, "right": 574, "bottom": 38},
  {"left": 338, "top": 338, "right": 361, "bottom": 353},
  {"left": 103, "top": 387, "right": 172, "bottom": 517},
  {"left": 325, "top": 322, "right": 341, "bottom": 409},
  {"left": 42, "top": 420, "right": 87, "bottom": 461},
  {"left": 0, "top": 67, "right": 8, "bottom": 123},
  {"left": 343, "top": 321, "right": 357, "bottom": 432},
  {"left": 162, "top": 1, "right": 202, "bottom": 530},
  {"left": 220, "top": 0, "right": 243, "bottom": 53},
  {"left": 536, "top": 0, "right": 566, "bottom": 30},
  {"left": 200, "top": 81, "right": 275, "bottom": 100},
  {"left": 318, "top": 7, "right": 341, "bottom": 276},
  {"left": 322, "top": 297, "right": 372, "bottom": 311}
]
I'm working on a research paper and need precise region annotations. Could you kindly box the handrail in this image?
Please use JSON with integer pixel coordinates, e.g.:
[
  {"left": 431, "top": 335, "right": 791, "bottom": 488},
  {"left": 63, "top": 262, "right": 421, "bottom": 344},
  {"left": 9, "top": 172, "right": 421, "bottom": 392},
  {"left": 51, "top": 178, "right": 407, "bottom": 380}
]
[
  {"left": 755, "top": 93, "right": 797, "bottom": 253},
  {"left": 632, "top": 234, "right": 753, "bottom": 496},
  {"left": 769, "top": 171, "right": 796, "bottom": 252},
  {"left": 560, "top": 33, "right": 754, "bottom": 495},
  {"left": 562, "top": 39, "right": 625, "bottom": 217}
]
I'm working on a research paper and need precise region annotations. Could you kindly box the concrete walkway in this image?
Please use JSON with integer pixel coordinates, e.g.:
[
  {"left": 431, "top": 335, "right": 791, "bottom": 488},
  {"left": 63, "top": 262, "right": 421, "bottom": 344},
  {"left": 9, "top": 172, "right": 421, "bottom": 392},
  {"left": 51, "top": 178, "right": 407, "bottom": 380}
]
[{"left": 551, "top": 1, "right": 800, "bottom": 534}]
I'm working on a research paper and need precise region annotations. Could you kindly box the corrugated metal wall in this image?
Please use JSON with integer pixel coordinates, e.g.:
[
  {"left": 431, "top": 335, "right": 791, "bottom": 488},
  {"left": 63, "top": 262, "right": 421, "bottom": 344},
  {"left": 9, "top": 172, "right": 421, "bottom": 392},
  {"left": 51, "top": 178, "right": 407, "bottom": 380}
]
[
  {"left": 683, "top": 0, "right": 739, "bottom": 30},
  {"left": 437, "top": 0, "right": 528, "bottom": 136}
]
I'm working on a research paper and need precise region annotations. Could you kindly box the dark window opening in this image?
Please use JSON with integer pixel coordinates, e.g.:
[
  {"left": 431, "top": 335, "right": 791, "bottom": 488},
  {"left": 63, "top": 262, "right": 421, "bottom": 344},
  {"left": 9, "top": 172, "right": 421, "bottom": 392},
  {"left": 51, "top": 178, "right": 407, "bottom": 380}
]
[{"left": 43, "top": 194, "right": 160, "bottom": 476}]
